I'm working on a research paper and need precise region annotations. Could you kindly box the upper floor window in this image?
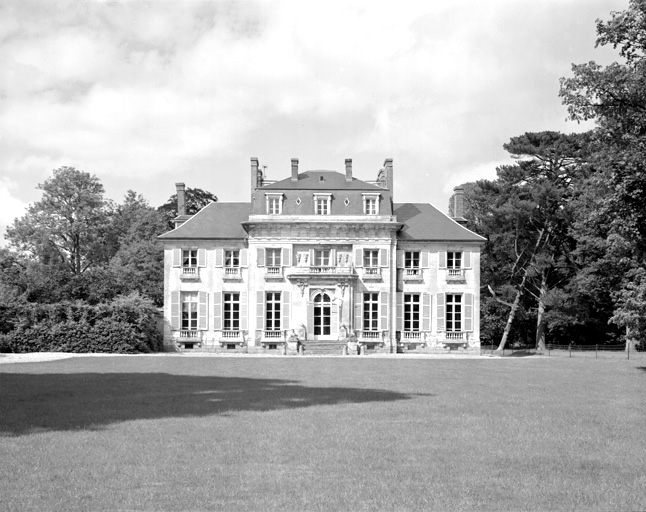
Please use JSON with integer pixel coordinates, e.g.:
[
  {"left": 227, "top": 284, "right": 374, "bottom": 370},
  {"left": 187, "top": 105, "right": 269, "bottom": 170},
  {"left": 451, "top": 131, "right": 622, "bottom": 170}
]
[
  {"left": 314, "top": 249, "right": 331, "bottom": 267},
  {"left": 266, "top": 194, "right": 283, "bottom": 215},
  {"left": 446, "top": 294, "right": 462, "bottom": 332},
  {"left": 363, "top": 249, "right": 379, "bottom": 268},
  {"left": 225, "top": 250, "right": 240, "bottom": 268},
  {"left": 313, "top": 193, "right": 332, "bottom": 215},
  {"left": 403, "top": 294, "right": 420, "bottom": 332},
  {"left": 265, "top": 292, "right": 281, "bottom": 332},
  {"left": 363, "top": 292, "right": 379, "bottom": 331},
  {"left": 266, "top": 248, "right": 281, "bottom": 267},
  {"left": 182, "top": 249, "right": 197, "bottom": 268},
  {"left": 223, "top": 292, "right": 240, "bottom": 331},
  {"left": 447, "top": 251, "right": 462, "bottom": 269},
  {"left": 363, "top": 194, "right": 380, "bottom": 215},
  {"left": 404, "top": 251, "right": 420, "bottom": 269}
]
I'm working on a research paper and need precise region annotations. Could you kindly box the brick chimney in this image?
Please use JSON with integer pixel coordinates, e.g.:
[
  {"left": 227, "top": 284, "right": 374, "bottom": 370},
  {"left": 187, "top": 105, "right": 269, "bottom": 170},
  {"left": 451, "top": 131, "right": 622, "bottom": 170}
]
[
  {"left": 452, "top": 186, "right": 467, "bottom": 225},
  {"left": 291, "top": 158, "right": 299, "bottom": 182},
  {"left": 345, "top": 158, "right": 352, "bottom": 182},
  {"left": 175, "top": 182, "right": 186, "bottom": 216},
  {"left": 384, "top": 158, "right": 393, "bottom": 194}
]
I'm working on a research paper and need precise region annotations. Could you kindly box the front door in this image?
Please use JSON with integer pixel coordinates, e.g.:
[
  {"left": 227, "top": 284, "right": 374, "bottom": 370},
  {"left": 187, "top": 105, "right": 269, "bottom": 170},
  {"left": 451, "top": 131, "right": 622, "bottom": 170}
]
[{"left": 312, "top": 292, "right": 332, "bottom": 340}]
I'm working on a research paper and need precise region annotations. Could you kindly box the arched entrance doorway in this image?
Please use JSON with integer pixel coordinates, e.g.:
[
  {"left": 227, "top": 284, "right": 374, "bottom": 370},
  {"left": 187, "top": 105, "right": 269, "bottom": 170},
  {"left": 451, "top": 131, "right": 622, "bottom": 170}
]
[{"left": 312, "top": 292, "right": 332, "bottom": 340}]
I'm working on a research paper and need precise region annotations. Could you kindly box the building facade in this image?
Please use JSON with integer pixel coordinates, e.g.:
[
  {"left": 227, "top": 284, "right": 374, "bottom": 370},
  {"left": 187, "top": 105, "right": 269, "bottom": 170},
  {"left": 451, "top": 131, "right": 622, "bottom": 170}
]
[{"left": 159, "top": 158, "right": 485, "bottom": 354}]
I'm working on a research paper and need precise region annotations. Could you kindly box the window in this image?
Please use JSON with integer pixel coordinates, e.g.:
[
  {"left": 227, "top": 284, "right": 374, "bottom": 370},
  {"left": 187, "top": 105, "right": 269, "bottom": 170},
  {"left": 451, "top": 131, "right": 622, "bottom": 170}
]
[
  {"left": 447, "top": 251, "right": 462, "bottom": 269},
  {"left": 404, "top": 251, "right": 420, "bottom": 275},
  {"left": 314, "top": 194, "right": 331, "bottom": 215},
  {"left": 314, "top": 249, "right": 331, "bottom": 267},
  {"left": 313, "top": 292, "right": 331, "bottom": 335},
  {"left": 182, "top": 249, "right": 197, "bottom": 268},
  {"left": 266, "top": 194, "right": 283, "bottom": 215},
  {"left": 446, "top": 294, "right": 462, "bottom": 332},
  {"left": 266, "top": 248, "right": 282, "bottom": 267},
  {"left": 362, "top": 193, "right": 380, "bottom": 215},
  {"left": 225, "top": 250, "right": 240, "bottom": 268},
  {"left": 223, "top": 292, "right": 240, "bottom": 331},
  {"left": 363, "top": 249, "right": 379, "bottom": 268},
  {"left": 403, "top": 294, "right": 420, "bottom": 332},
  {"left": 363, "top": 292, "right": 379, "bottom": 331},
  {"left": 265, "top": 292, "right": 281, "bottom": 332},
  {"left": 181, "top": 292, "right": 198, "bottom": 331},
  {"left": 364, "top": 197, "right": 377, "bottom": 215}
]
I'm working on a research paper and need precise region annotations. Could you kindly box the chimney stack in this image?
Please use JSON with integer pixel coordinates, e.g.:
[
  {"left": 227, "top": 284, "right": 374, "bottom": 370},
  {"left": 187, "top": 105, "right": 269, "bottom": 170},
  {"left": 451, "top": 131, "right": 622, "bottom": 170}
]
[
  {"left": 384, "top": 158, "right": 393, "bottom": 195},
  {"left": 175, "top": 183, "right": 186, "bottom": 216},
  {"left": 291, "top": 158, "right": 299, "bottom": 182},
  {"left": 345, "top": 158, "right": 352, "bottom": 182},
  {"left": 452, "top": 186, "right": 466, "bottom": 224}
]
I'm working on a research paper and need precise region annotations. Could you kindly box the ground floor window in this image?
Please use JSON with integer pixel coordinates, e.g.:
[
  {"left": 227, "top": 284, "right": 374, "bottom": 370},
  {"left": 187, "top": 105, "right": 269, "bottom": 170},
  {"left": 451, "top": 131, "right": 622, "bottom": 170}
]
[
  {"left": 223, "top": 292, "right": 240, "bottom": 331},
  {"left": 181, "top": 292, "right": 198, "bottom": 330},
  {"left": 403, "top": 293, "right": 420, "bottom": 331},
  {"left": 266, "top": 292, "right": 281, "bottom": 331},
  {"left": 363, "top": 292, "right": 379, "bottom": 331},
  {"left": 446, "top": 294, "right": 462, "bottom": 331}
]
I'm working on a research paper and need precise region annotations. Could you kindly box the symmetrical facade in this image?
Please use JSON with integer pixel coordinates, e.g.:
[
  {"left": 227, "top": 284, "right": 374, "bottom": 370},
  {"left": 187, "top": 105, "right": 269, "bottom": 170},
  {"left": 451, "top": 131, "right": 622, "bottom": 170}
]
[{"left": 160, "top": 158, "right": 485, "bottom": 354}]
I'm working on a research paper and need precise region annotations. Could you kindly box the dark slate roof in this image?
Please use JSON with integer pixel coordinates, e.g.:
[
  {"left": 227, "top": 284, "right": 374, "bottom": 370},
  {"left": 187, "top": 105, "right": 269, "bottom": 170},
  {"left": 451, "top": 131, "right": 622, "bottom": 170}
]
[
  {"left": 394, "top": 203, "right": 485, "bottom": 242},
  {"left": 262, "top": 171, "right": 384, "bottom": 191},
  {"left": 158, "top": 202, "right": 250, "bottom": 240}
]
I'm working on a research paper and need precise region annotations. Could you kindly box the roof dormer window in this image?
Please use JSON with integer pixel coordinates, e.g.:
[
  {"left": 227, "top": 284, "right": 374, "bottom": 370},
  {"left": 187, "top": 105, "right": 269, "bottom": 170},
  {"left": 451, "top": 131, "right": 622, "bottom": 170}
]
[
  {"left": 313, "top": 193, "right": 332, "bottom": 215},
  {"left": 362, "top": 193, "right": 380, "bottom": 215},
  {"left": 265, "top": 193, "right": 283, "bottom": 215}
]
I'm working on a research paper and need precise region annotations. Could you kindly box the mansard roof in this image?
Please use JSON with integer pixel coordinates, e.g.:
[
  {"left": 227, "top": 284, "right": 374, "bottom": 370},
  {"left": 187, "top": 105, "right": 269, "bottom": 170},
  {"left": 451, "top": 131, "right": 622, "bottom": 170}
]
[
  {"left": 394, "top": 203, "right": 485, "bottom": 242},
  {"left": 261, "top": 171, "right": 384, "bottom": 191},
  {"left": 159, "top": 202, "right": 250, "bottom": 240}
]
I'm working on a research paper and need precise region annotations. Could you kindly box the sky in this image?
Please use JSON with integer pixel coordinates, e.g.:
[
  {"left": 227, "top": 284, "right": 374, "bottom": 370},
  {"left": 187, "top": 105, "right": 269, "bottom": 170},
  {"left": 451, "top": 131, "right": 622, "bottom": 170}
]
[{"left": 0, "top": 0, "right": 629, "bottom": 245}]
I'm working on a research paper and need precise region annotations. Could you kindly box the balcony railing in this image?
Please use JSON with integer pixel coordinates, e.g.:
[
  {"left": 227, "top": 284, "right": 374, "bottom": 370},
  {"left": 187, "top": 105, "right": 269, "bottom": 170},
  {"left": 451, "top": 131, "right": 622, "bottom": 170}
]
[
  {"left": 264, "top": 267, "right": 283, "bottom": 279},
  {"left": 180, "top": 267, "right": 200, "bottom": 280},
  {"left": 403, "top": 268, "right": 422, "bottom": 281},
  {"left": 361, "top": 331, "right": 381, "bottom": 340},
  {"left": 362, "top": 267, "right": 382, "bottom": 280},
  {"left": 221, "top": 330, "right": 241, "bottom": 339},
  {"left": 445, "top": 331, "right": 466, "bottom": 341},
  {"left": 447, "top": 269, "right": 466, "bottom": 281},
  {"left": 223, "top": 267, "right": 242, "bottom": 280},
  {"left": 179, "top": 330, "right": 200, "bottom": 339},
  {"left": 264, "top": 330, "right": 283, "bottom": 339},
  {"left": 402, "top": 331, "right": 422, "bottom": 340}
]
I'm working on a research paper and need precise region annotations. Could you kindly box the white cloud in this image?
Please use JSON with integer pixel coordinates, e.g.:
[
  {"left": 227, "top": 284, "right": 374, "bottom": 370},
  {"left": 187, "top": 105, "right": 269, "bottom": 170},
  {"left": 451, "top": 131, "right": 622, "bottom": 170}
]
[{"left": 0, "top": 179, "right": 29, "bottom": 247}]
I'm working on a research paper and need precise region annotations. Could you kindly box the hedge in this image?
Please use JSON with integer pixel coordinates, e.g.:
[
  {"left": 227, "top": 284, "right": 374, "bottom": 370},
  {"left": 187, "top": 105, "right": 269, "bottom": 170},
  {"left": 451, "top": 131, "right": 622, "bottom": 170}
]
[{"left": 0, "top": 293, "right": 163, "bottom": 354}]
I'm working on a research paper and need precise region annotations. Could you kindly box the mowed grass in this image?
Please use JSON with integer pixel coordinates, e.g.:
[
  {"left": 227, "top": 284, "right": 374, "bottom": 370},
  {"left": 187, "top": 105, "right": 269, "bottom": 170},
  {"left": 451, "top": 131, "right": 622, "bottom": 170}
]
[{"left": 1, "top": 356, "right": 645, "bottom": 512}]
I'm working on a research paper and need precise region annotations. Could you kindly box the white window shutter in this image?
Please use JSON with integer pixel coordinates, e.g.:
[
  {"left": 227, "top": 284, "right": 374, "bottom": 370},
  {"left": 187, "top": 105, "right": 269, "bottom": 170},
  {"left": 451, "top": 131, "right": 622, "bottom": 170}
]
[
  {"left": 240, "top": 292, "right": 248, "bottom": 331},
  {"left": 282, "top": 291, "right": 290, "bottom": 331},
  {"left": 439, "top": 252, "right": 447, "bottom": 269},
  {"left": 215, "top": 249, "right": 223, "bottom": 267},
  {"left": 171, "top": 291, "right": 180, "bottom": 330},
  {"left": 213, "top": 292, "right": 222, "bottom": 331},
  {"left": 436, "top": 293, "right": 445, "bottom": 331},
  {"left": 396, "top": 292, "right": 403, "bottom": 331},
  {"left": 198, "top": 291, "right": 208, "bottom": 330},
  {"left": 282, "top": 248, "right": 291, "bottom": 267},
  {"left": 354, "top": 292, "right": 362, "bottom": 332},
  {"left": 422, "top": 250, "right": 430, "bottom": 268},
  {"left": 354, "top": 248, "right": 363, "bottom": 268},
  {"left": 240, "top": 249, "right": 248, "bottom": 268},
  {"left": 379, "top": 248, "right": 388, "bottom": 267},
  {"left": 197, "top": 248, "right": 206, "bottom": 267},
  {"left": 172, "top": 248, "right": 181, "bottom": 267},
  {"left": 464, "top": 293, "right": 473, "bottom": 331},
  {"left": 257, "top": 248, "right": 265, "bottom": 267},
  {"left": 422, "top": 293, "right": 431, "bottom": 331},
  {"left": 380, "top": 292, "right": 389, "bottom": 331},
  {"left": 396, "top": 250, "right": 404, "bottom": 268},
  {"left": 463, "top": 251, "right": 471, "bottom": 269}
]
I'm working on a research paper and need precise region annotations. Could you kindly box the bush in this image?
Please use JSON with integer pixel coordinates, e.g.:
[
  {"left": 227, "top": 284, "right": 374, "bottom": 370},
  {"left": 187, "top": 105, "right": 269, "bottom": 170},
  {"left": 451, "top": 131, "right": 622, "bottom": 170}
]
[{"left": 2, "top": 293, "right": 163, "bottom": 353}]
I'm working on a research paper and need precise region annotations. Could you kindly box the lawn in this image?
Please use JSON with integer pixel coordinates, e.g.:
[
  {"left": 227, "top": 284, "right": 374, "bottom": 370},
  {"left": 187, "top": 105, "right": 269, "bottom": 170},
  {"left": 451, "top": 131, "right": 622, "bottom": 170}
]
[{"left": 1, "top": 355, "right": 645, "bottom": 511}]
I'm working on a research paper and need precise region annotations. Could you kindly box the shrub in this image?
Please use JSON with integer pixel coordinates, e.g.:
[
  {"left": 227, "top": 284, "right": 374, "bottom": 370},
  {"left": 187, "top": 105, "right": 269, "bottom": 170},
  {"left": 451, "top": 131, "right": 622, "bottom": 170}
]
[{"left": 2, "top": 293, "right": 163, "bottom": 353}]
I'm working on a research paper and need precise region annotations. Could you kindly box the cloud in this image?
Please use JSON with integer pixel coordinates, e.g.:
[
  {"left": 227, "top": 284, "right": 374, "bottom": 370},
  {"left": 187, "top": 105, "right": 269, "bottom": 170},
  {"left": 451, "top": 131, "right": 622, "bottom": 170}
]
[{"left": 0, "top": 178, "right": 29, "bottom": 247}]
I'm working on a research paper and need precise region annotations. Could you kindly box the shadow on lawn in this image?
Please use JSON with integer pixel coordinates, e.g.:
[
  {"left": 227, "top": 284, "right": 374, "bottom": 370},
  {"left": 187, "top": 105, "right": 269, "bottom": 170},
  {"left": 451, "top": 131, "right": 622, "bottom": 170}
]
[{"left": 0, "top": 373, "right": 419, "bottom": 436}]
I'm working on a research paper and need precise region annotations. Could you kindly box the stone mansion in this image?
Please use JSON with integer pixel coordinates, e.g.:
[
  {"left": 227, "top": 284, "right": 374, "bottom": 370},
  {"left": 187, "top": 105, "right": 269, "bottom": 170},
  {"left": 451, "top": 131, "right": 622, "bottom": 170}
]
[{"left": 159, "top": 158, "right": 485, "bottom": 354}]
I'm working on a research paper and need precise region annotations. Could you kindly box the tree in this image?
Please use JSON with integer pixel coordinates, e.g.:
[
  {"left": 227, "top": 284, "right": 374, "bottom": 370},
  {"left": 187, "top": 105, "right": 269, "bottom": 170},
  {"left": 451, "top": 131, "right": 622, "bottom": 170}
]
[
  {"left": 560, "top": 0, "right": 646, "bottom": 349},
  {"left": 6, "top": 167, "right": 112, "bottom": 275},
  {"left": 158, "top": 187, "right": 217, "bottom": 228}
]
